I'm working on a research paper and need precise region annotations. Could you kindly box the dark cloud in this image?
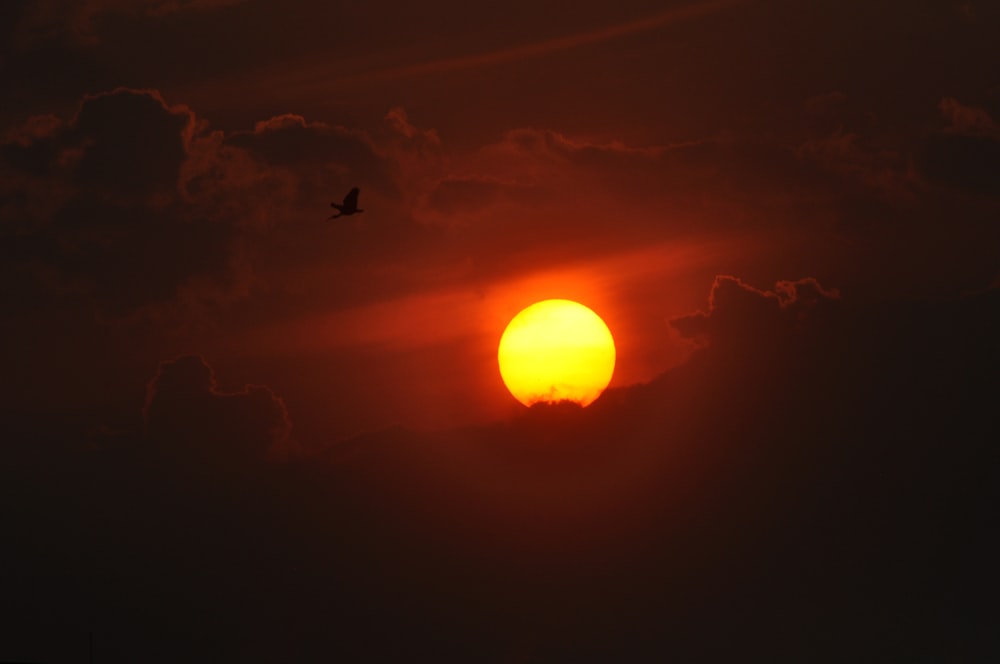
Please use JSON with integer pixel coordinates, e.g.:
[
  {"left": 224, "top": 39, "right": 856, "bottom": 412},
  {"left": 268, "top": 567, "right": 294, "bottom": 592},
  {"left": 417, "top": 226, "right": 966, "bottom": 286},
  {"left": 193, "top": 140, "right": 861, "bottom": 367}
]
[
  {"left": 4, "top": 276, "right": 996, "bottom": 661},
  {"left": 489, "top": 128, "right": 666, "bottom": 175},
  {"left": 385, "top": 106, "right": 441, "bottom": 149},
  {"left": 670, "top": 275, "right": 840, "bottom": 349},
  {"left": 1, "top": 87, "right": 195, "bottom": 205},
  {"left": 500, "top": 128, "right": 652, "bottom": 158},
  {"left": 224, "top": 113, "right": 395, "bottom": 196},
  {"left": 0, "top": 89, "right": 266, "bottom": 315},
  {"left": 939, "top": 96, "right": 997, "bottom": 134},
  {"left": 918, "top": 97, "right": 1000, "bottom": 196},
  {"left": 453, "top": 116, "right": 996, "bottom": 300},
  {"left": 478, "top": 126, "right": 911, "bottom": 228},
  {"left": 70, "top": 88, "right": 194, "bottom": 198},
  {"left": 143, "top": 354, "right": 294, "bottom": 460},
  {"left": 0, "top": 113, "right": 64, "bottom": 177}
]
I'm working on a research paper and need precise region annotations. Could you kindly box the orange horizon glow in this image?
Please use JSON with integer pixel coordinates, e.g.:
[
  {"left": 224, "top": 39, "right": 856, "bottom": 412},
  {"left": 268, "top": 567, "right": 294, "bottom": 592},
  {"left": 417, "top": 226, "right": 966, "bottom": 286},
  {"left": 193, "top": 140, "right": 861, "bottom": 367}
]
[{"left": 498, "top": 299, "right": 616, "bottom": 407}]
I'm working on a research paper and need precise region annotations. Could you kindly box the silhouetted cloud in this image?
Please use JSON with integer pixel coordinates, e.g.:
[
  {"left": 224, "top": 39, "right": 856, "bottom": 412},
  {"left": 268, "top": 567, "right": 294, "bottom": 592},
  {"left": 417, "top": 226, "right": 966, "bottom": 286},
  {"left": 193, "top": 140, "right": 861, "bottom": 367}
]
[
  {"left": 75, "top": 88, "right": 195, "bottom": 198},
  {"left": 670, "top": 275, "right": 840, "bottom": 348},
  {"left": 920, "top": 99, "right": 1000, "bottom": 195},
  {"left": 385, "top": 106, "right": 441, "bottom": 148},
  {"left": 0, "top": 88, "right": 241, "bottom": 314},
  {"left": 474, "top": 126, "right": 911, "bottom": 229},
  {"left": 2, "top": 276, "right": 997, "bottom": 662},
  {"left": 144, "top": 354, "right": 294, "bottom": 460},
  {"left": 0, "top": 89, "right": 310, "bottom": 316},
  {"left": 2, "top": 87, "right": 194, "bottom": 199},
  {"left": 939, "top": 97, "right": 997, "bottom": 134},
  {"left": 224, "top": 113, "right": 395, "bottom": 196}
]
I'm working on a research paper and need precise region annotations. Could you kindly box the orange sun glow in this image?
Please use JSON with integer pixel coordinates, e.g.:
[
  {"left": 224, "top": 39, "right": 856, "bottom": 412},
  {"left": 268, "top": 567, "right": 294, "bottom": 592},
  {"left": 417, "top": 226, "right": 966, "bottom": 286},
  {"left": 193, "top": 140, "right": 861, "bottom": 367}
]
[{"left": 498, "top": 299, "right": 616, "bottom": 407}]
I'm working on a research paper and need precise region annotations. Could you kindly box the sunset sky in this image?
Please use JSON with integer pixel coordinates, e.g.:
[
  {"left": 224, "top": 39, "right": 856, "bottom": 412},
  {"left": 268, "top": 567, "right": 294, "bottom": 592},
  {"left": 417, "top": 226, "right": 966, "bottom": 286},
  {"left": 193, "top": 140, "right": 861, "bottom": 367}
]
[{"left": 2, "top": 0, "right": 998, "bottom": 660}]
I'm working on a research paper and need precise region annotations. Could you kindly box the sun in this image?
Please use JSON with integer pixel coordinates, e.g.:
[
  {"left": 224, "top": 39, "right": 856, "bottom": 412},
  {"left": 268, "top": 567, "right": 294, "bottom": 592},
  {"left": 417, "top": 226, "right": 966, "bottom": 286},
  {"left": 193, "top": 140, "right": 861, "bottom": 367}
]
[{"left": 498, "top": 299, "right": 616, "bottom": 407}]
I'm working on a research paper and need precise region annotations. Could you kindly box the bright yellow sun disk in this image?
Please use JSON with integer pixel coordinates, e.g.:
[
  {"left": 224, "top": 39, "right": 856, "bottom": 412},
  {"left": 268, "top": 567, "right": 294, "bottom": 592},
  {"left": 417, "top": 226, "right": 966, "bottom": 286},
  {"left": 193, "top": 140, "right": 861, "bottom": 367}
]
[{"left": 498, "top": 299, "right": 616, "bottom": 407}]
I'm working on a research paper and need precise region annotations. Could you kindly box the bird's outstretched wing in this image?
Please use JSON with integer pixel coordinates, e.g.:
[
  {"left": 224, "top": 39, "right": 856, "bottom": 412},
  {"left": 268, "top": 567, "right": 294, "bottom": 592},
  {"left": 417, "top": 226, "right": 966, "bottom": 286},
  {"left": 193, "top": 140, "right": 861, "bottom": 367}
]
[{"left": 343, "top": 187, "right": 360, "bottom": 210}]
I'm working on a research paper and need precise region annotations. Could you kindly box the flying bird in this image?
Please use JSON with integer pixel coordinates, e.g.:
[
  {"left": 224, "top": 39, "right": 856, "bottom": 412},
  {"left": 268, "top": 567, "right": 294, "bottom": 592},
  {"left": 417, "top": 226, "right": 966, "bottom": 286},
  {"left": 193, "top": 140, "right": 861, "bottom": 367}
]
[{"left": 328, "top": 187, "right": 363, "bottom": 220}]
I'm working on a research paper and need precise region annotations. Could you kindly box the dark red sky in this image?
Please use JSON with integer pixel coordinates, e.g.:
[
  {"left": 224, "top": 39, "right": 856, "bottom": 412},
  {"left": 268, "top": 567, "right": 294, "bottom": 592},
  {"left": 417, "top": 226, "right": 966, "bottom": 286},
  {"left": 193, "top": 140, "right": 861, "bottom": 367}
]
[{"left": 1, "top": 1, "right": 997, "bottom": 660}]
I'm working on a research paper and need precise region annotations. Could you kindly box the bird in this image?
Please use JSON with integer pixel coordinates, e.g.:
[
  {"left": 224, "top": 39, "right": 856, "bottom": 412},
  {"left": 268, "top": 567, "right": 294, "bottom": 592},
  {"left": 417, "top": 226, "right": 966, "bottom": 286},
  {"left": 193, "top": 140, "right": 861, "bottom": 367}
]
[{"left": 328, "top": 187, "right": 363, "bottom": 220}]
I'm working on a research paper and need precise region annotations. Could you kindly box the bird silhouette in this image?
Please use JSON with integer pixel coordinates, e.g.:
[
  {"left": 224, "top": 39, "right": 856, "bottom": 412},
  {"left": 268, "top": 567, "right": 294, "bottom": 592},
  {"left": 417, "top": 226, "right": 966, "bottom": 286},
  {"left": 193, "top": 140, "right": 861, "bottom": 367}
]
[{"left": 328, "top": 187, "right": 363, "bottom": 220}]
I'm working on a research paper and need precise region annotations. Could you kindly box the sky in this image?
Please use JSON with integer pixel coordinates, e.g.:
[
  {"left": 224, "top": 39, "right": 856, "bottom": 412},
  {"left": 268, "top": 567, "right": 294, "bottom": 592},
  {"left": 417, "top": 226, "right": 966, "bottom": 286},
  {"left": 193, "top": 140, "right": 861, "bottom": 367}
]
[{"left": 1, "top": 0, "right": 998, "bottom": 660}]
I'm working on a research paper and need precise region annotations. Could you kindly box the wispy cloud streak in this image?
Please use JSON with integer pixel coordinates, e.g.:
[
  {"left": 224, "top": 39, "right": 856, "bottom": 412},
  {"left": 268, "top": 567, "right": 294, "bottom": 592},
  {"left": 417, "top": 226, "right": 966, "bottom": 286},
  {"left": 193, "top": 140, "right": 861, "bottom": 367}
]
[{"left": 360, "top": 0, "right": 746, "bottom": 82}]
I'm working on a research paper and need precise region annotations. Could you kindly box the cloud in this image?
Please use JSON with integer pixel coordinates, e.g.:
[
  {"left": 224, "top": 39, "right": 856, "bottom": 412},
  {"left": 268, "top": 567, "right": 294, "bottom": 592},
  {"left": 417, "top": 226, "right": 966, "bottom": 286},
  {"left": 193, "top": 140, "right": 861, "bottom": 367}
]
[
  {"left": 0, "top": 89, "right": 384, "bottom": 317},
  {"left": 224, "top": 113, "right": 396, "bottom": 200},
  {"left": 671, "top": 275, "right": 841, "bottom": 348},
  {"left": 0, "top": 93, "right": 451, "bottom": 330},
  {"left": 473, "top": 126, "right": 911, "bottom": 227},
  {"left": 0, "top": 87, "right": 195, "bottom": 198},
  {"left": 422, "top": 128, "right": 703, "bottom": 231},
  {"left": 2, "top": 87, "right": 194, "bottom": 199},
  {"left": 385, "top": 107, "right": 440, "bottom": 148},
  {"left": 228, "top": 114, "right": 375, "bottom": 167},
  {"left": 4, "top": 276, "right": 997, "bottom": 660},
  {"left": 0, "top": 88, "right": 251, "bottom": 315},
  {"left": 919, "top": 98, "right": 1000, "bottom": 195},
  {"left": 484, "top": 128, "right": 671, "bottom": 174},
  {"left": 939, "top": 97, "right": 997, "bottom": 134},
  {"left": 73, "top": 88, "right": 196, "bottom": 198},
  {"left": 315, "top": 279, "right": 997, "bottom": 661},
  {"left": 796, "top": 130, "right": 911, "bottom": 200},
  {"left": 143, "top": 354, "right": 295, "bottom": 460}
]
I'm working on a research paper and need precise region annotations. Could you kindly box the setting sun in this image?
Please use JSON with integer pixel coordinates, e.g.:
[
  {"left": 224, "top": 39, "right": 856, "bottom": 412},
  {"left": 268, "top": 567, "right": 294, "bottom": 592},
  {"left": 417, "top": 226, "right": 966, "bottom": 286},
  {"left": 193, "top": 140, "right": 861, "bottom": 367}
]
[{"left": 498, "top": 299, "right": 616, "bottom": 407}]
